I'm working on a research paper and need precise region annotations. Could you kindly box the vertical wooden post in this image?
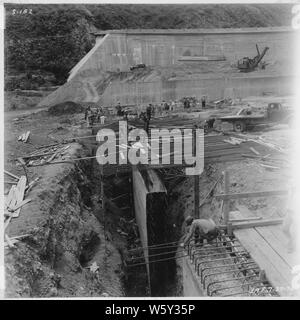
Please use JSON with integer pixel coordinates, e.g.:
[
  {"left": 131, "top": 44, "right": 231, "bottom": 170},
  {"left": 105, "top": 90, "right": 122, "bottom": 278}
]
[
  {"left": 194, "top": 127, "right": 200, "bottom": 218},
  {"left": 194, "top": 176, "right": 200, "bottom": 218},
  {"left": 223, "top": 170, "right": 230, "bottom": 231}
]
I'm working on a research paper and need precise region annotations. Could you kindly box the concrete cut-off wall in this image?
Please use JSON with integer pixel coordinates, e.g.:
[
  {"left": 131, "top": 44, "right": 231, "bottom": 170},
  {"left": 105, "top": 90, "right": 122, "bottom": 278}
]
[{"left": 132, "top": 168, "right": 167, "bottom": 294}]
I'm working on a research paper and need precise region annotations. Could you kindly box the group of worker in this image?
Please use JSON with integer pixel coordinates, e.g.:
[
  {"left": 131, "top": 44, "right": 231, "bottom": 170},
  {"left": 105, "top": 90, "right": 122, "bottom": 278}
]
[
  {"left": 134, "top": 97, "right": 207, "bottom": 119},
  {"left": 85, "top": 106, "right": 106, "bottom": 127}
]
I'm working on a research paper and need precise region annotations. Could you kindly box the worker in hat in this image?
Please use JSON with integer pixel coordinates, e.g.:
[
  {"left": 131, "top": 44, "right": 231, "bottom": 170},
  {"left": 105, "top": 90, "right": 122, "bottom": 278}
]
[{"left": 182, "top": 216, "right": 220, "bottom": 247}]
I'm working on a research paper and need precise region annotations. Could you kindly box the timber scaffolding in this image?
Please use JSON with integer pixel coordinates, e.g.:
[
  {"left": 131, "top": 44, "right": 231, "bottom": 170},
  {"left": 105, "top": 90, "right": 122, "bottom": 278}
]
[{"left": 92, "top": 117, "right": 294, "bottom": 296}]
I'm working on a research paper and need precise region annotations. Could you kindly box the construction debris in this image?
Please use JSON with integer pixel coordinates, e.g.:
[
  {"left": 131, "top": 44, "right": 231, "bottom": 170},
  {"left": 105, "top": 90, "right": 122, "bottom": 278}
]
[
  {"left": 5, "top": 234, "right": 15, "bottom": 248},
  {"left": 4, "top": 176, "right": 29, "bottom": 250},
  {"left": 5, "top": 176, "right": 27, "bottom": 218},
  {"left": 4, "top": 234, "right": 31, "bottom": 249},
  {"left": 18, "top": 131, "right": 30, "bottom": 143},
  {"left": 4, "top": 170, "right": 20, "bottom": 181},
  {"left": 23, "top": 144, "right": 70, "bottom": 166},
  {"left": 25, "top": 177, "right": 40, "bottom": 194}
]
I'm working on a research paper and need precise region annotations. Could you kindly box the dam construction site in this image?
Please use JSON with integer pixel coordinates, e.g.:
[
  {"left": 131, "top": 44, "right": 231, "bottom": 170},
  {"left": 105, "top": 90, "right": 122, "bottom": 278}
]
[{"left": 3, "top": 12, "right": 300, "bottom": 298}]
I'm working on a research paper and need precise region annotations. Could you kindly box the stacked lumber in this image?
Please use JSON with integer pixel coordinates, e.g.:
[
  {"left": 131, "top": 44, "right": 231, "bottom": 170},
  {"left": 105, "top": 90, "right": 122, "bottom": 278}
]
[
  {"left": 21, "top": 144, "right": 70, "bottom": 167},
  {"left": 3, "top": 169, "right": 40, "bottom": 248},
  {"left": 4, "top": 175, "right": 29, "bottom": 220},
  {"left": 3, "top": 171, "right": 36, "bottom": 248}
]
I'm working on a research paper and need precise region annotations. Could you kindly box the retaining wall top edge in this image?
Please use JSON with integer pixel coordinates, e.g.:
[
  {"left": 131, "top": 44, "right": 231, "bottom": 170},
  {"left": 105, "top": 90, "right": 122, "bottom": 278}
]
[{"left": 93, "top": 27, "right": 294, "bottom": 36}]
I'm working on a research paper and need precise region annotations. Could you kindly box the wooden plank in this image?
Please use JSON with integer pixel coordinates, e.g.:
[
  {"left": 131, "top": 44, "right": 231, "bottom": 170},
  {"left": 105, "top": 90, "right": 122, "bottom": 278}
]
[
  {"left": 234, "top": 228, "right": 292, "bottom": 294},
  {"left": 194, "top": 129, "right": 200, "bottom": 218},
  {"left": 232, "top": 218, "right": 283, "bottom": 229},
  {"left": 46, "top": 150, "right": 60, "bottom": 163},
  {"left": 4, "top": 216, "right": 12, "bottom": 231},
  {"left": 4, "top": 181, "right": 17, "bottom": 185},
  {"left": 223, "top": 171, "right": 229, "bottom": 225},
  {"left": 229, "top": 217, "right": 262, "bottom": 222},
  {"left": 4, "top": 170, "right": 20, "bottom": 180},
  {"left": 8, "top": 198, "right": 31, "bottom": 212},
  {"left": 21, "top": 151, "right": 56, "bottom": 159},
  {"left": 36, "top": 143, "right": 60, "bottom": 149},
  {"left": 26, "top": 176, "right": 40, "bottom": 194},
  {"left": 24, "top": 131, "right": 30, "bottom": 142},
  {"left": 12, "top": 176, "right": 27, "bottom": 218},
  {"left": 215, "top": 189, "right": 288, "bottom": 201},
  {"left": 5, "top": 185, "right": 17, "bottom": 208},
  {"left": 260, "top": 164, "right": 280, "bottom": 170},
  {"left": 255, "top": 225, "right": 297, "bottom": 269},
  {"left": 5, "top": 234, "right": 15, "bottom": 248}
]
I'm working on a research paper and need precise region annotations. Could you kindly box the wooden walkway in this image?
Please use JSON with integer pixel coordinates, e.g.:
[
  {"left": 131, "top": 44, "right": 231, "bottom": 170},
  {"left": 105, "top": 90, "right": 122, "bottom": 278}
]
[{"left": 233, "top": 211, "right": 298, "bottom": 296}]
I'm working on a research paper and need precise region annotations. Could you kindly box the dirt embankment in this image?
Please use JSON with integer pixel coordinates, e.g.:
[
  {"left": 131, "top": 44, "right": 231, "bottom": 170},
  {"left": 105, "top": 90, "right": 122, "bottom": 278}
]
[{"left": 5, "top": 144, "right": 124, "bottom": 297}]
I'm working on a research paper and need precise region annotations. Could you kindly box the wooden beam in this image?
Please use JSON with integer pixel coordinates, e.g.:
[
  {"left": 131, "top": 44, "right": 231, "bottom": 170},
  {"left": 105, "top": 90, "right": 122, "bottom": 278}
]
[
  {"left": 229, "top": 217, "right": 262, "bottom": 222},
  {"left": 233, "top": 219, "right": 283, "bottom": 229},
  {"left": 219, "top": 218, "right": 283, "bottom": 230},
  {"left": 8, "top": 198, "right": 31, "bottom": 212},
  {"left": 4, "top": 170, "right": 20, "bottom": 180},
  {"left": 215, "top": 189, "right": 288, "bottom": 201},
  {"left": 223, "top": 171, "right": 230, "bottom": 226},
  {"left": 194, "top": 175, "right": 200, "bottom": 218},
  {"left": 193, "top": 128, "right": 200, "bottom": 218}
]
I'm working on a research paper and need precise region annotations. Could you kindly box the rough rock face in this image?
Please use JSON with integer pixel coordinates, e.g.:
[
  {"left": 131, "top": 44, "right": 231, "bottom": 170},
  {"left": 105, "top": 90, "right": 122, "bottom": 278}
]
[{"left": 5, "top": 144, "right": 124, "bottom": 297}]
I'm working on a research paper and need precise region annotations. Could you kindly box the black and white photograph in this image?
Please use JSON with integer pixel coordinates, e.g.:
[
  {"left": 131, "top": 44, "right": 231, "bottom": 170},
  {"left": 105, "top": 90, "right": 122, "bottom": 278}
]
[{"left": 1, "top": 0, "right": 300, "bottom": 301}]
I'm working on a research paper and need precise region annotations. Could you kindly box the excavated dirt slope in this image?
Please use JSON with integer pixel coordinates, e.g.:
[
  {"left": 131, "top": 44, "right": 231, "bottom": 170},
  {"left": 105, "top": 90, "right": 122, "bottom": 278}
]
[{"left": 5, "top": 144, "right": 125, "bottom": 297}]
